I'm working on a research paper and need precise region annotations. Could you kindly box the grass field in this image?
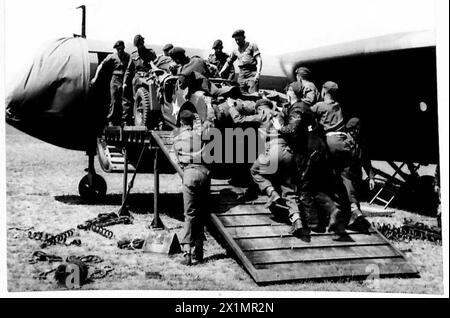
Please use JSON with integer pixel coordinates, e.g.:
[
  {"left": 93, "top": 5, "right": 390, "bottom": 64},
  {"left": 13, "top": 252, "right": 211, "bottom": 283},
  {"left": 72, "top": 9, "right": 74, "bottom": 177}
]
[{"left": 4, "top": 124, "right": 444, "bottom": 294}]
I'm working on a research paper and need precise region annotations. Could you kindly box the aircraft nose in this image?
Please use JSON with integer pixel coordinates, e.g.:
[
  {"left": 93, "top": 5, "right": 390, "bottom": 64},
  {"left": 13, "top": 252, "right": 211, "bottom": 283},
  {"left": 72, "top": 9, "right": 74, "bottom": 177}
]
[{"left": 5, "top": 37, "right": 104, "bottom": 151}]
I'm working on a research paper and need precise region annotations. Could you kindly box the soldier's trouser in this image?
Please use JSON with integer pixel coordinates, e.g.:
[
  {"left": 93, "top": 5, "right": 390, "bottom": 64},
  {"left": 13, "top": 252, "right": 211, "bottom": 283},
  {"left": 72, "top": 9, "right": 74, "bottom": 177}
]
[
  {"left": 296, "top": 130, "right": 347, "bottom": 228},
  {"left": 341, "top": 173, "right": 359, "bottom": 210},
  {"left": 181, "top": 165, "right": 211, "bottom": 246},
  {"left": 326, "top": 132, "right": 354, "bottom": 169},
  {"left": 122, "top": 76, "right": 138, "bottom": 125},
  {"left": 250, "top": 142, "right": 300, "bottom": 222},
  {"left": 108, "top": 75, "right": 124, "bottom": 125},
  {"left": 238, "top": 71, "right": 259, "bottom": 94},
  {"left": 341, "top": 173, "right": 365, "bottom": 224},
  {"left": 314, "top": 192, "right": 346, "bottom": 227},
  {"left": 296, "top": 151, "right": 321, "bottom": 228}
]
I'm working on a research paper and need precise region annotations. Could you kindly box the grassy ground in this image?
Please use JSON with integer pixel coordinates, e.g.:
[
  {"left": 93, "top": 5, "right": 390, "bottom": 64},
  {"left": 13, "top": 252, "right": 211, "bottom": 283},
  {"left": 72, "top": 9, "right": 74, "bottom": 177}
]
[{"left": 5, "top": 125, "right": 444, "bottom": 294}]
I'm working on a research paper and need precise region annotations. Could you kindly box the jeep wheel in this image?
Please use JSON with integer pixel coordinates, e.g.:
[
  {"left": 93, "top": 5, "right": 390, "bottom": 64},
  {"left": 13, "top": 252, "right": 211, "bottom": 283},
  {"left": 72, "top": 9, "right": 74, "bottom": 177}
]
[{"left": 134, "top": 87, "right": 151, "bottom": 127}]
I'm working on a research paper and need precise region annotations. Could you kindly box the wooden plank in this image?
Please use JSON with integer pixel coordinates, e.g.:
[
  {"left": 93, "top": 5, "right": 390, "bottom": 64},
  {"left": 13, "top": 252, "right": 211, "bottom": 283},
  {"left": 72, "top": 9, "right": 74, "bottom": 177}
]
[
  {"left": 245, "top": 245, "right": 401, "bottom": 265},
  {"left": 219, "top": 215, "right": 288, "bottom": 227},
  {"left": 209, "top": 213, "right": 260, "bottom": 282},
  {"left": 227, "top": 225, "right": 376, "bottom": 239},
  {"left": 215, "top": 204, "right": 271, "bottom": 216},
  {"left": 255, "top": 256, "right": 408, "bottom": 269},
  {"left": 236, "top": 235, "right": 388, "bottom": 251},
  {"left": 254, "top": 261, "right": 418, "bottom": 283},
  {"left": 151, "top": 131, "right": 184, "bottom": 178}
]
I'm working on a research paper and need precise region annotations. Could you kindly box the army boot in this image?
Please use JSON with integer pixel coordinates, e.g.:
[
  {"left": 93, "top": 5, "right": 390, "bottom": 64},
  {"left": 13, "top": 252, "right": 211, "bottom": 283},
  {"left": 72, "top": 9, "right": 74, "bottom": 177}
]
[
  {"left": 347, "top": 207, "right": 371, "bottom": 233},
  {"left": 192, "top": 240, "right": 204, "bottom": 263},
  {"left": 290, "top": 217, "right": 311, "bottom": 242},
  {"left": 265, "top": 187, "right": 282, "bottom": 209}
]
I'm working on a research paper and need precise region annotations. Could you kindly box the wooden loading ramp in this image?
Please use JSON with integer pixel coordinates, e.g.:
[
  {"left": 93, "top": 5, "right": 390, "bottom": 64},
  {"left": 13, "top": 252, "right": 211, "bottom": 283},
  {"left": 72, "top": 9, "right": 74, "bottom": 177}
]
[{"left": 139, "top": 130, "right": 420, "bottom": 284}]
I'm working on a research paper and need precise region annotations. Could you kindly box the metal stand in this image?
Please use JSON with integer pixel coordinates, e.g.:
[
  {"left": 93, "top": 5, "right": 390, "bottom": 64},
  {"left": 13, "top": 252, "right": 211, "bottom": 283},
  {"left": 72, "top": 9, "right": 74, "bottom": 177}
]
[
  {"left": 118, "top": 147, "right": 129, "bottom": 216},
  {"left": 150, "top": 148, "right": 165, "bottom": 229}
]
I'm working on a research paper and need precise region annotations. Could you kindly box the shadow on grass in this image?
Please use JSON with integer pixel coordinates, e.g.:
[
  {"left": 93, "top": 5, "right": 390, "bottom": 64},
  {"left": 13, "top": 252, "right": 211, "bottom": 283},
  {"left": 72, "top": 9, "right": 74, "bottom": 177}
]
[{"left": 55, "top": 193, "right": 184, "bottom": 220}]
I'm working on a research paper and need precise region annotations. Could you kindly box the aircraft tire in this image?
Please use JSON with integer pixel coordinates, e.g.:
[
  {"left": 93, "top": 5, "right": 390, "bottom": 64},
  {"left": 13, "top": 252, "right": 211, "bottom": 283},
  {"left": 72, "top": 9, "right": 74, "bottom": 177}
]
[
  {"left": 133, "top": 87, "right": 151, "bottom": 127},
  {"left": 78, "top": 173, "right": 107, "bottom": 201}
]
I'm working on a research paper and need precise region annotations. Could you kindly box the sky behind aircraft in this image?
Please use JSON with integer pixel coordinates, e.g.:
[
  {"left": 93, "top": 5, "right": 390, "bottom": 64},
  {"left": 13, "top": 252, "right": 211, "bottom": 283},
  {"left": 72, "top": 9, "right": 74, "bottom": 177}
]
[{"left": 1, "top": 0, "right": 441, "bottom": 90}]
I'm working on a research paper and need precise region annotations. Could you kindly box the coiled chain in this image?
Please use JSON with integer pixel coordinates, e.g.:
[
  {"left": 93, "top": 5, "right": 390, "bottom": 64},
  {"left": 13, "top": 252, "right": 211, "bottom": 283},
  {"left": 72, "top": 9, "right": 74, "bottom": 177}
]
[
  {"left": 372, "top": 219, "right": 441, "bottom": 244},
  {"left": 28, "top": 228, "right": 79, "bottom": 248},
  {"left": 88, "top": 225, "right": 114, "bottom": 239}
]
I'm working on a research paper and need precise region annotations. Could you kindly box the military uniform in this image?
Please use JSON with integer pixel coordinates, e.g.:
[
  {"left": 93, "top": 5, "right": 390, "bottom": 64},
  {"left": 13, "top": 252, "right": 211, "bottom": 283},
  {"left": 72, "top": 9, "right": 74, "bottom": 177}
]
[
  {"left": 228, "top": 100, "right": 302, "bottom": 225},
  {"left": 301, "top": 80, "right": 320, "bottom": 106},
  {"left": 179, "top": 56, "right": 211, "bottom": 78},
  {"left": 122, "top": 48, "right": 157, "bottom": 124},
  {"left": 153, "top": 54, "right": 176, "bottom": 73},
  {"left": 310, "top": 98, "right": 353, "bottom": 169},
  {"left": 99, "top": 52, "right": 130, "bottom": 125},
  {"left": 228, "top": 42, "right": 261, "bottom": 94},
  {"left": 208, "top": 51, "right": 235, "bottom": 80},
  {"left": 173, "top": 121, "right": 210, "bottom": 263}
]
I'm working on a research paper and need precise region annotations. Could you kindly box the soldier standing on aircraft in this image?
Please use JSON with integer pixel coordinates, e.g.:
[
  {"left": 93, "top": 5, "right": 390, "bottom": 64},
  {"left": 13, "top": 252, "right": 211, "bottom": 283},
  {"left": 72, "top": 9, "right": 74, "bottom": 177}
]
[
  {"left": 219, "top": 29, "right": 262, "bottom": 94},
  {"left": 122, "top": 34, "right": 157, "bottom": 125},
  {"left": 207, "top": 40, "right": 235, "bottom": 80},
  {"left": 173, "top": 107, "right": 211, "bottom": 266},
  {"left": 295, "top": 67, "right": 320, "bottom": 106},
  {"left": 91, "top": 40, "right": 130, "bottom": 126}
]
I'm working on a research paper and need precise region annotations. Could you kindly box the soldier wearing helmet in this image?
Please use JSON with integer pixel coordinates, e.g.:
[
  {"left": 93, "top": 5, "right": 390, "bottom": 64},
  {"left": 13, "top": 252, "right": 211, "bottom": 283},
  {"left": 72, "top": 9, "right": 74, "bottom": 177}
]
[{"left": 122, "top": 34, "right": 157, "bottom": 125}]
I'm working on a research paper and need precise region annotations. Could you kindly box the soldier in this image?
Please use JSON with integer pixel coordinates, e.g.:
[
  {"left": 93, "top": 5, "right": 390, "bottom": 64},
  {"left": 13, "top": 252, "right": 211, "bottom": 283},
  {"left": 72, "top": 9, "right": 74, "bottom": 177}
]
[
  {"left": 162, "top": 43, "right": 174, "bottom": 56},
  {"left": 91, "top": 40, "right": 130, "bottom": 126},
  {"left": 154, "top": 43, "right": 176, "bottom": 72},
  {"left": 219, "top": 29, "right": 262, "bottom": 94},
  {"left": 270, "top": 82, "right": 319, "bottom": 238},
  {"left": 173, "top": 107, "right": 211, "bottom": 266},
  {"left": 207, "top": 39, "right": 235, "bottom": 80},
  {"left": 342, "top": 117, "right": 374, "bottom": 232},
  {"left": 235, "top": 82, "right": 313, "bottom": 238},
  {"left": 122, "top": 34, "right": 157, "bottom": 125},
  {"left": 311, "top": 81, "right": 352, "bottom": 168},
  {"left": 295, "top": 67, "right": 320, "bottom": 106},
  {"left": 169, "top": 47, "right": 212, "bottom": 78}
]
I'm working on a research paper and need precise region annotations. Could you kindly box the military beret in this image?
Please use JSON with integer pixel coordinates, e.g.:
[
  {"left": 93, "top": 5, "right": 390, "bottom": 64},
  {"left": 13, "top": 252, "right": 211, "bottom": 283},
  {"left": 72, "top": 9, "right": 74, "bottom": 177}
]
[
  {"left": 322, "top": 81, "right": 339, "bottom": 94},
  {"left": 295, "top": 67, "right": 311, "bottom": 77},
  {"left": 255, "top": 99, "right": 273, "bottom": 110},
  {"left": 346, "top": 117, "right": 361, "bottom": 130},
  {"left": 162, "top": 43, "right": 174, "bottom": 52},
  {"left": 170, "top": 46, "right": 186, "bottom": 58},
  {"left": 113, "top": 40, "right": 125, "bottom": 49},
  {"left": 288, "top": 81, "right": 303, "bottom": 98},
  {"left": 212, "top": 39, "right": 223, "bottom": 49},
  {"left": 133, "top": 34, "right": 145, "bottom": 46},
  {"left": 232, "top": 29, "right": 245, "bottom": 38},
  {"left": 179, "top": 109, "right": 195, "bottom": 122}
]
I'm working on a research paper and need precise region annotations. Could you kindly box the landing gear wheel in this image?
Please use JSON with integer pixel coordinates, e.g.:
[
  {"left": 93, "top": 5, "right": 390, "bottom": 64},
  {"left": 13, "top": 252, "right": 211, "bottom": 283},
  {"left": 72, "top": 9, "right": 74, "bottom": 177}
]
[
  {"left": 78, "top": 173, "right": 107, "bottom": 201},
  {"left": 134, "top": 87, "right": 151, "bottom": 127}
]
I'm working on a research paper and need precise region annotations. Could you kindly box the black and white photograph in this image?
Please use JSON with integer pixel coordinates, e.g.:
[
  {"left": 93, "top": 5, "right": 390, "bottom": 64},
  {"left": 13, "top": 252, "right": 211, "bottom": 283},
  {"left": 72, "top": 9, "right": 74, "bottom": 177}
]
[{"left": 1, "top": 0, "right": 448, "bottom": 298}]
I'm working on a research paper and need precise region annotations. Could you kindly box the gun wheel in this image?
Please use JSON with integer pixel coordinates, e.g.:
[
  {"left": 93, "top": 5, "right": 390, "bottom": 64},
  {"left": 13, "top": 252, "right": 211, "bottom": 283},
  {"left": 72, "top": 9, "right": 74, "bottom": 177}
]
[{"left": 134, "top": 87, "right": 151, "bottom": 127}]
